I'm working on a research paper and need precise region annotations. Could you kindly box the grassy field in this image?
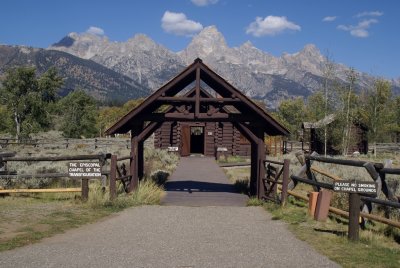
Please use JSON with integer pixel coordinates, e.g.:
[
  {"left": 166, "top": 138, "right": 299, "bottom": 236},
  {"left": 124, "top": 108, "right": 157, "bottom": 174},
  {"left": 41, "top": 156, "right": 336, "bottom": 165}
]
[
  {"left": 0, "top": 136, "right": 179, "bottom": 251},
  {"left": 0, "top": 179, "right": 166, "bottom": 252},
  {"left": 262, "top": 200, "right": 400, "bottom": 268}
]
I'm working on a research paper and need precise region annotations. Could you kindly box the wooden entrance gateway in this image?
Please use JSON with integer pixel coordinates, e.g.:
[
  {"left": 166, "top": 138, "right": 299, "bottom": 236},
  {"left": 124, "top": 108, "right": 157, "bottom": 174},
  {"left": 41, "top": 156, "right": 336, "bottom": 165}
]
[
  {"left": 180, "top": 124, "right": 205, "bottom": 156},
  {"left": 105, "top": 59, "right": 289, "bottom": 198}
]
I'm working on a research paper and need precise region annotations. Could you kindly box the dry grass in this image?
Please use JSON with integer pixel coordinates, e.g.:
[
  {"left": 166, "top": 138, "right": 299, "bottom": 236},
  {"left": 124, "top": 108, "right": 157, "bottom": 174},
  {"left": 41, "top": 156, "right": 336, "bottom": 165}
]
[
  {"left": 0, "top": 193, "right": 112, "bottom": 251},
  {"left": 268, "top": 152, "right": 400, "bottom": 216},
  {"left": 217, "top": 155, "right": 249, "bottom": 164},
  {"left": 264, "top": 200, "right": 400, "bottom": 268},
  {"left": 223, "top": 167, "right": 250, "bottom": 194},
  {"left": 0, "top": 139, "right": 178, "bottom": 251},
  {"left": 224, "top": 152, "right": 400, "bottom": 267}
]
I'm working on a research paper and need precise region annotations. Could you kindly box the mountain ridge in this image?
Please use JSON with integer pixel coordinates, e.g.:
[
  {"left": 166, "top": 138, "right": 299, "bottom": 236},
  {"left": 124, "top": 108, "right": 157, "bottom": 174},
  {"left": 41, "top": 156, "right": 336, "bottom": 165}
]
[
  {"left": 0, "top": 45, "right": 150, "bottom": 102},
  {"left": 4, "top": 25, "right": 398, "bottom": 108}
]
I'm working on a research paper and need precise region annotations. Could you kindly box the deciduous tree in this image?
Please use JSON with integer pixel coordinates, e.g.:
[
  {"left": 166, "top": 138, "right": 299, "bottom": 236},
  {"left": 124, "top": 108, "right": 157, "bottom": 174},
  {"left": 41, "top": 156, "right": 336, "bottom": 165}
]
[
  {"left": 0, "top": 66, "right": 63, "bottom": 139},
  {"left": 59, "top": 89, "right": 98, "bottom": 138}
]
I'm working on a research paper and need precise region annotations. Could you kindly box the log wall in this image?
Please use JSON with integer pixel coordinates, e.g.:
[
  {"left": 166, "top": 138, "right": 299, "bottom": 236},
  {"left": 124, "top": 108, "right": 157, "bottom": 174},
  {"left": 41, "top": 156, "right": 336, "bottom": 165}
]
[{"left": 154, "top": 121, "right": 252, "bottom": 157}]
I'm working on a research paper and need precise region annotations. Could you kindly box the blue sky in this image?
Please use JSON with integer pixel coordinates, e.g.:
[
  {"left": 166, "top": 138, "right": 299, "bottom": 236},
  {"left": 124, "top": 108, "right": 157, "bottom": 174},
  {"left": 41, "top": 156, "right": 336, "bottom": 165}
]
[{"left": 1, "top": 0, "right": 399, "bottom": 78}]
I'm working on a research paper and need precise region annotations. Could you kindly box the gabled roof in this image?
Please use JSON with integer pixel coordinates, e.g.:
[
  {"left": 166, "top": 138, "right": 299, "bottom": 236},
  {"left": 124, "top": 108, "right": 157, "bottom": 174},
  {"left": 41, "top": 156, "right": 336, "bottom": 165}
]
[
  {"left": 105, "top": 58, "right": 290, "bottom": 136},
  {"left": 302, "top": 114, "right": 336, "bottom": 129}
]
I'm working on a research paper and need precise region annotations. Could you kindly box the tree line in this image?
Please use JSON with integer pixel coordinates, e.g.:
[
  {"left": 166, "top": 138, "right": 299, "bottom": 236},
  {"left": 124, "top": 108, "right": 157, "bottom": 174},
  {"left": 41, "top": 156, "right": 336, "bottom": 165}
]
[
  {"left": 1, "top": 65, "right": 399, "bottom": 158},
  {"left": 275, "top": 61, "right": 399, "bottom": 156},
  {"left": 0, "top": 66, "right": 143, "bottom": 139}
]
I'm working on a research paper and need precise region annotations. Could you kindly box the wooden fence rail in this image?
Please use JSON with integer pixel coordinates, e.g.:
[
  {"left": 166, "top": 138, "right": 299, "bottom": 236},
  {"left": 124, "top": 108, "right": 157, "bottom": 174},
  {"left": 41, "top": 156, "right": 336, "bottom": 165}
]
[
  {"left": 109, "top": 154, "right": 133, "bottom": 200},
  {"left": 282, "top": 152, "right": 400, "bottom": 241},
  {"left": 0, "top": 138, "right": 131, "bottom": 150},
  {"left": 0, "top": 153, "right": 112, "bottom": 200},
  {"left": 262, "top": 158, "right": 290, "bottom": 206}
]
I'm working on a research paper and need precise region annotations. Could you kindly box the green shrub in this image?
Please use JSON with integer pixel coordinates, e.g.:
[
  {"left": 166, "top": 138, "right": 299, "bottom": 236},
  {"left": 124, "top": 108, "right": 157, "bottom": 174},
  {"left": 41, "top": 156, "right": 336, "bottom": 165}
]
[
  {"left": 87, "top": 180, "right": 165, "bottom": 209},
  {"left": 234, "top": 179, "right": 249, "bottom": 194},
  {"left": 129, "top": 180, "right": 165, "bottom": 205},
  {"left": 247, "top": 197, "right": 265, "bottom": 206},
  {"left": 150, "top": 170, "right": 170, "bottom": 185},
  {"left": 144, "top": 148, "right": 179, "bottom": 176}
]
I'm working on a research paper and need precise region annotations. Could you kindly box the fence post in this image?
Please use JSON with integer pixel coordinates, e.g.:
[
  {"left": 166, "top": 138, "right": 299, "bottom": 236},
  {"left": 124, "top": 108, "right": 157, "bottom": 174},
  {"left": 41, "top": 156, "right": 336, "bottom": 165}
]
[
  {"left": 281, "top": 158, "right": 290, "bottom": 207},
  {"left": 348, "top": 193, "right": 360, "bottom": 241},
  {"left": 81, "top": 178, "right": 89, "bottom": 201},
  {"left": 110, "top": 155, "right": 117, "bottom": 201}
]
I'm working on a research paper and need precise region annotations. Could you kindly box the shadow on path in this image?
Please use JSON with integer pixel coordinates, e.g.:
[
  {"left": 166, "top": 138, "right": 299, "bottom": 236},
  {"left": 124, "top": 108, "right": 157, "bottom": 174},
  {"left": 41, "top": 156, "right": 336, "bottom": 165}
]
[
  {"left": 162, "top": 157, "right": 248, "bottom": 207},
  {"left": 165, "top": 180, "right": 237, "bottom": 193}
]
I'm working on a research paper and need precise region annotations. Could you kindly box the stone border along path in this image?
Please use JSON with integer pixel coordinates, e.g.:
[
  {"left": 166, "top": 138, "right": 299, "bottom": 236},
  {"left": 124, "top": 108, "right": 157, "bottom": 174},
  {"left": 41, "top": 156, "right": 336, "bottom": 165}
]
[{"left": 0, "top": 156, "right": 339, "bottom": 267}]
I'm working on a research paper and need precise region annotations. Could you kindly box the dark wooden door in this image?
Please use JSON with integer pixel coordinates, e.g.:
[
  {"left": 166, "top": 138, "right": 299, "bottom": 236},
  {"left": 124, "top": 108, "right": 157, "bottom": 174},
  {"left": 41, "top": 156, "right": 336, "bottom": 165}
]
[{"left": 181, "top": 125, "right": 190, "bottom": 156}]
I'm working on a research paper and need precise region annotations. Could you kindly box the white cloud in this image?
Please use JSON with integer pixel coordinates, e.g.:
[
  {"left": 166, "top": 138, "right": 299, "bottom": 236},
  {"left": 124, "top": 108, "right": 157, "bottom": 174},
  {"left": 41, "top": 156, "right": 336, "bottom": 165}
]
[
  {"left": 356, "top": 11, "right": 383, "bottom": 18},
  {"left": 338, "top": 19, "right": 378, "bottom": 38},
  {"left": 246, "top": 15, "right": 301, "bottom": 37},
  {"left": 86, "top": 26, "right": 105, "bottom": 35},
  {"left": 191, "top": 0, "right": 218, "bottom": 6},
  {"left": 161, "top": 11, "right": 203, "bottom": 36},
  {"left": 322, "top": 16, "right": 337, "bottom": 22}
]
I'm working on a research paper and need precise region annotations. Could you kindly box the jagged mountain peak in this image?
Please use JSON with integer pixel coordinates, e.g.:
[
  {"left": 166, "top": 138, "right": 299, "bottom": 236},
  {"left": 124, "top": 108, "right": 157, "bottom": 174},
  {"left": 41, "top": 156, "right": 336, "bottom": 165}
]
[
  {"left": 44, "top": 28, "right": 399, "bottom": 109},
  {"left": 125, "top": 33, "right": 164, "bottom": 52},
  {"left": 192, "top": 25, "right": 227, "bottom": 47},
  {"left": 61, "top": 32, "right": 109, "bottom": 45},
  {"left": 240, "top": 41, "right": 254, "bottom": 49},
  {"left": 127, "top": 33, "right": 154, "bottom": 44},
  {"left": 299, "top": 44, "right": 322, "bottom": 57},
  {"left": 179, "top": 25, "right": 229, "bottom": 63},
  {"left": 50, "top": 32, "right": 109, "bottom": 59}
]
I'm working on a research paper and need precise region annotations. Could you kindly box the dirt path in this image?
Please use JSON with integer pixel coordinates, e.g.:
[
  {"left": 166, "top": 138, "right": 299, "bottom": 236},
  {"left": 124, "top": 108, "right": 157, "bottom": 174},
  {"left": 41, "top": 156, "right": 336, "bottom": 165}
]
[
  {"left": 162, "top": 156, "right": 248, "bottom": 206},
  {"left": 0, "top": 205, "right": 339, "bottom": 267}
]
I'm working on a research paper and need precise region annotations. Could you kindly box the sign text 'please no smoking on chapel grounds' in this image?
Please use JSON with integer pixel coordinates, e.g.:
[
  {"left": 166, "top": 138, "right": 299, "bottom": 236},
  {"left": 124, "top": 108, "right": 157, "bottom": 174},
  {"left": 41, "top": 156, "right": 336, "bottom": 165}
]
[
  {"left": 68, "top": 162, "right": 102, "bottom": 178},
  {"left": 333, "top": 180, "right": 377, "bottom": 196}
]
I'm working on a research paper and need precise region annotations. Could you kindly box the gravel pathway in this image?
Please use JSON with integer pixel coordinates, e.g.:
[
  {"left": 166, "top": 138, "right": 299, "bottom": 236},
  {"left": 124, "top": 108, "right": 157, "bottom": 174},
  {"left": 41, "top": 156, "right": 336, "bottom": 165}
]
[
  {"left": 162, "top": 156, "right": 248, "bottom": 206},
  {"left": 0, "top": 206, "right": 339, "bottom": 268}
]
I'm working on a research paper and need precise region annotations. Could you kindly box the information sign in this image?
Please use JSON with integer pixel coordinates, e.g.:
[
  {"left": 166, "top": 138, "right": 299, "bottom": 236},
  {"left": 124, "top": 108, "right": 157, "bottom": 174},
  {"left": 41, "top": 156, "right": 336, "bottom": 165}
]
[{"left": 68, "top": 162, "right": 102, "bottom": 178}]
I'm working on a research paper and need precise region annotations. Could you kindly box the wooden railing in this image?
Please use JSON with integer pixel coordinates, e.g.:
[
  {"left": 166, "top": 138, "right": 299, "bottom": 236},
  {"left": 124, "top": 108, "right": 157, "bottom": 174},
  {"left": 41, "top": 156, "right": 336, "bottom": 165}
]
[
  {"left": 0, "top": 138, "right": 131, "bottom": 150},
  {"left": 109, "top": 154, "right": 133, "bottom": 200},
  {"left": 262, "top": 159, "right": 290, "bottom": 206},
  {"left": 0, "top": 153, "right": 111, "bottom": 201},
  {"left": 285, "top": 152, "right": 400, "bottom": 240},
  {"left": 0, "top": 151, "right": 140, "bottom": 202}
]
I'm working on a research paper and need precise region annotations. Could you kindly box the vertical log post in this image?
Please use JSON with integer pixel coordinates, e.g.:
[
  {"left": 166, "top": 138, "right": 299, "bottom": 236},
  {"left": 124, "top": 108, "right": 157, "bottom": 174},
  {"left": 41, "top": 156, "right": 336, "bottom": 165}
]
[
  {"left": 81, "top": 178, "right": 89, "bottom": 201},
  {"left": 348, "top": 193, "right": 361, "bottom": 241},
  {"left": 250, "top": 141, "right": 258, "bottom": 196},
  {"left": 195, "top": 65, "right": 201, "bottom": 118},
  {"left": 257, "top": 147, "right": 265, "bottom": 199},
  {"left": 281, "top": 158, "right": 290, "bottom": 207},
  {"left": 257, "top": 131, "right": 266, "bottom": 199},
  {"left": 129, "top": 137, "right": 139, "bottom": 193},
  {"left": 138, "top": 141, "right": 144, "bottom": 179},
  {"left": 268, "top": 138, "right": 272, "bottom": 155},
  {"left": 110, "top": 155, "right": 117, "bottom": 201}
]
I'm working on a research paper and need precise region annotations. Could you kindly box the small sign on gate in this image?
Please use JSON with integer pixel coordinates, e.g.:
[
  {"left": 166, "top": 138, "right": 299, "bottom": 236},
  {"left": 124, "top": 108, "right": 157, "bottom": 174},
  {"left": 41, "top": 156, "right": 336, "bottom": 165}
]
[
  {"left": 68, "top": 162, "right": 102, "bottom": 178},
  {"left": 333, "top": 180, "right": 377, "bottom": 196}
]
